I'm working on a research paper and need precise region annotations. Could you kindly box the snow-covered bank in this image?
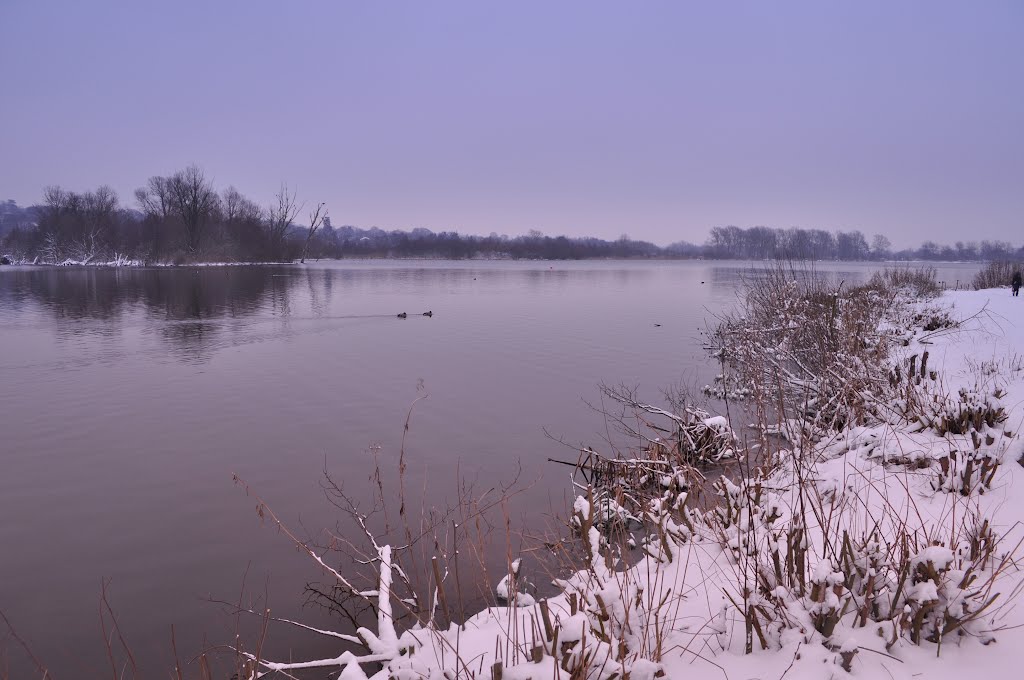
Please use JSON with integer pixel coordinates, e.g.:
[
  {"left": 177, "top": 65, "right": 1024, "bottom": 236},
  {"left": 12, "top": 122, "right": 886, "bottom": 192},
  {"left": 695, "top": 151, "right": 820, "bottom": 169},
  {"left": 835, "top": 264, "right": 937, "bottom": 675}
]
[{"left": 243, "top": 285, "right": 1024, "bottom": 680}]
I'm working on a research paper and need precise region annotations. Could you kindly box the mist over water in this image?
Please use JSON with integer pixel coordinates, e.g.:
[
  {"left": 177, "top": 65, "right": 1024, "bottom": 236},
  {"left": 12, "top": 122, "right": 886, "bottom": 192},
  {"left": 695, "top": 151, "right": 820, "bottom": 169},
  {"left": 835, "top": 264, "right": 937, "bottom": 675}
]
[{"left": 0, "top": 259, "right": 981, "bottom": 675}]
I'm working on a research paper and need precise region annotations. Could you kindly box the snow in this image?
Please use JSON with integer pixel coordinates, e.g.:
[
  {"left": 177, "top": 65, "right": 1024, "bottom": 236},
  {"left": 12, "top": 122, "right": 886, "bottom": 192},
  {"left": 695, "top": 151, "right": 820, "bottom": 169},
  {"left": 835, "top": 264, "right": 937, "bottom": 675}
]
[
  {"left": 495, "top": 557, "right": 536, "bottom": 607},
  {"left": 910, "top": 581, "right": 941, "bottom": 604},
  {"left": 702, "top": 415, "right": 729, "bottom": 430},
  {"left": 913, "top": 545, "right": 955, "bottom": 571}
]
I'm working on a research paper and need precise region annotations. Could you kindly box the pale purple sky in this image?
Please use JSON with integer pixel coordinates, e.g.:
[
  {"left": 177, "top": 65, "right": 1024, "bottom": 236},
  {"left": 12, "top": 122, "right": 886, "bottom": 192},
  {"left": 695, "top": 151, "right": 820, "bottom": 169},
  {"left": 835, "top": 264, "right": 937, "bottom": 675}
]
[{"left": 1, "top": 1, "right": 1021, "bottom": 247}]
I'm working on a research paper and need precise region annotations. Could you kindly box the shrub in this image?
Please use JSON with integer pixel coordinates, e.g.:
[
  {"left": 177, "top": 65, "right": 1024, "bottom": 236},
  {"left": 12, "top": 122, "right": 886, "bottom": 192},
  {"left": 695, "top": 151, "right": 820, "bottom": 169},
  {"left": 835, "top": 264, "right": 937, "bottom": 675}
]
[
  {"left": 707, "top": 263, "right": 892, "bottom": 437},
  {"left": 972, "top": 260, "right": 1024, "bottom": 290},
  {"left": 866, "top": 266, "right": 942, "bottom": 298}
]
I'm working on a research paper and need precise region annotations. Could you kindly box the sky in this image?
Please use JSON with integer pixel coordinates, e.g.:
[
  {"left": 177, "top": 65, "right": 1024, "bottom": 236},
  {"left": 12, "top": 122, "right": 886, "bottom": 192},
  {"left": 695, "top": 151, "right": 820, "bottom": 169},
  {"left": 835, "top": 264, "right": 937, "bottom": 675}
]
[{"left": 0, "top": 1, "right": 1021, "bottom": 248}]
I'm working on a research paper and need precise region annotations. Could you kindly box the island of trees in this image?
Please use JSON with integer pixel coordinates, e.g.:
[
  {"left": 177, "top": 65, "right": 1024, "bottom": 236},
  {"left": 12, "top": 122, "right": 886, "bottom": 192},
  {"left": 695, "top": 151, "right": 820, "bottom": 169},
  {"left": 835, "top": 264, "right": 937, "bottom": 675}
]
[{"left": 1, "top": 166, "right": 1021, "bottom": 264}]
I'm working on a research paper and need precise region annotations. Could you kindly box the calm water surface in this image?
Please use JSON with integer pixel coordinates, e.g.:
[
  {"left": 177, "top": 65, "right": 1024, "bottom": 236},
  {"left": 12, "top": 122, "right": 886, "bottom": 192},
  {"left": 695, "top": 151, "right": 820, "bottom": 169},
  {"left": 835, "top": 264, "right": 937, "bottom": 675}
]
[{"left": 0, "top": 259, "right": 980, "bottom": 675}]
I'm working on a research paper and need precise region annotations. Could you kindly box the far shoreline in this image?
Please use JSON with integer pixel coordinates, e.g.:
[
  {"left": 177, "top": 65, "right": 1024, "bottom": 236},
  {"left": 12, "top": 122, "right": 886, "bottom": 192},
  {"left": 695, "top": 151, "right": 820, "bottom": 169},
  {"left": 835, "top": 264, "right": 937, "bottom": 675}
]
[{"left": 0, "top": 256, "right": 1001, "bottom": 269}]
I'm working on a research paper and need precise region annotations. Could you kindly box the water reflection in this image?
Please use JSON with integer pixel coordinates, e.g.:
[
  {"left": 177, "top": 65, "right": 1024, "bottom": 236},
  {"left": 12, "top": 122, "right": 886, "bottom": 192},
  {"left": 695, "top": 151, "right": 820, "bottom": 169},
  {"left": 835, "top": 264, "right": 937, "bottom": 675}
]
[
  {"left": 1, "top": 267, "right": 139, "bottom": 321},
  {"left": 0, "top": 266, "right": 301, "bottom": 361}
]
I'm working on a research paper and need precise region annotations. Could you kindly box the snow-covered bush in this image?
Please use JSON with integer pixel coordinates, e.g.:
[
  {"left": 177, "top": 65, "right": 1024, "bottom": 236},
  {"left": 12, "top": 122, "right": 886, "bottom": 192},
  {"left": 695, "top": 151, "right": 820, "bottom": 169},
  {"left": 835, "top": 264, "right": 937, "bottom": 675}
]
[
  {"left": 931, "top": 448, "right": 1002, "bottom": 496},
  {"left": 972, "top": 260, "right": 1024, "bottom": 290},
  {"left": 594, "top": 383, "right": 737, "bottom": 466},
  {"left": 706, "top": 264, "right": 894, "bottom": 438},
  {"left": 710, "top": 469, "right": 1010, "bottom": 650},
  {"left": 866, "top": 266, "right": 942, "bottom": 299}
]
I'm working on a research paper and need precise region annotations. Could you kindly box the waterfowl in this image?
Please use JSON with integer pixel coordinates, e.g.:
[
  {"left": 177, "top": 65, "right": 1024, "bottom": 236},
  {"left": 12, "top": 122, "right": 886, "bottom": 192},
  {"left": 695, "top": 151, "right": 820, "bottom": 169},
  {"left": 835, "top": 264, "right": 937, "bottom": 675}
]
[
  {"left": 397, "top": 312, "right": 407, "bottom": 318},
  {"left": 423, "top": 311, "right": 433, "bottom": 317}
]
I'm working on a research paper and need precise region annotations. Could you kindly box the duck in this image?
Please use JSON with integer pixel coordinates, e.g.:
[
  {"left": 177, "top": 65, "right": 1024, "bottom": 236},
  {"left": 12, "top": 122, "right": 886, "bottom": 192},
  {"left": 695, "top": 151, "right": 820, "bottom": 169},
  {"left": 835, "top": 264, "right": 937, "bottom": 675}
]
[
  {"left": 422, "top": 311, "right": 433, "bottom": 317},
  {"left": 397, "top": 312, "right": 407, "bottom": 319}
]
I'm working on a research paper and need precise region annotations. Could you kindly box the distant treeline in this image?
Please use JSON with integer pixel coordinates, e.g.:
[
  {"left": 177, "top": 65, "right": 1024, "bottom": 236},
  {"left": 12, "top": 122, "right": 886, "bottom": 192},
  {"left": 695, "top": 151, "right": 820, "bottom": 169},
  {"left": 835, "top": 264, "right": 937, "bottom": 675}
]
[
  {"left": 694, "top": 226, "right": 1021, "bottom": 262},
  {"left": 1, "top": 170, "right": 1021, "bottom": 263}
]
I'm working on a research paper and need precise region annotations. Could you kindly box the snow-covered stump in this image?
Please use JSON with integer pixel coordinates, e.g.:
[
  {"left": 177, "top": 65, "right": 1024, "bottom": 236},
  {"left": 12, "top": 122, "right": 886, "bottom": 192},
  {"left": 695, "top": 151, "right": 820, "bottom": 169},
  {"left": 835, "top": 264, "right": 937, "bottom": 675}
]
[
  {"left": 231, "top": 545, "right": 411, "bottom": 679},
  {"left": 230, "top": 476, "right": 431, "bottom": 679}
]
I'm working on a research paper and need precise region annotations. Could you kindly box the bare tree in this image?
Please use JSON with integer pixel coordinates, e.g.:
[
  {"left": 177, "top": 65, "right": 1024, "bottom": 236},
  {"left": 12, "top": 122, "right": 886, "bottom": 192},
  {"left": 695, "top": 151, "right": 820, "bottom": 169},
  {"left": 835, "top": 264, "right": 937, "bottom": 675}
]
[
  {"left": 134, "top": 176, "right": 173, "bottom": 222},
  {"left": 266, "top": 183, "right": 302, "bottom": 257},
  {"left": 222, "top": 185, "right": 242, "bottom": 225},
  {"left": 219, "top": 186, "right": 264, "bottom": 259},
  {"left": 300, "top": 201, "right": 327, "bottom": 263},
  {"left": 37, "top": 186, "right": 71, "bottom": 262},
  {"left": 75, "top": 185, "right": 119, "bottom": 262},
  {"left": 167, "top": 165, "right": 218, "bottom": 254},
  {"left": 41, "top": 185, "right": 73, "bottom": 217},
  {"left": 135, "top": 176, "right": 177, "bottom": 260},
  {"left": 871, "top": 234, "right": 892, "bottom": 260},
  {"left": 222, "top": 186, "right": 262, "bottom": 226},
  {"left": 34, "top": 185, "right": 118, "bottom": 263}
]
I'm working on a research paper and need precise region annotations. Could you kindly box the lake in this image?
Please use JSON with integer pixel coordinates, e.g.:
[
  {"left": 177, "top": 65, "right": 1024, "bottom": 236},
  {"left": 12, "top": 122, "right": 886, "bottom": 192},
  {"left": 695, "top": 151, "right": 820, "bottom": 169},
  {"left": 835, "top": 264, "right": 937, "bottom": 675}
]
[{"left": 0, "top": 259, "right": 981, "bottom": 676}]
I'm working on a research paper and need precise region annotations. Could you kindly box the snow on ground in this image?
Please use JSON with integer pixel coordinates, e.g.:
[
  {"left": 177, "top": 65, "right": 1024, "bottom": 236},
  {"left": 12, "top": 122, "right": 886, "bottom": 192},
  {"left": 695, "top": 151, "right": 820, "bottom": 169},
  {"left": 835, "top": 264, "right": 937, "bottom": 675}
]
[{"left": 256, "top": 288, "right": 1024, "bottom": 679}]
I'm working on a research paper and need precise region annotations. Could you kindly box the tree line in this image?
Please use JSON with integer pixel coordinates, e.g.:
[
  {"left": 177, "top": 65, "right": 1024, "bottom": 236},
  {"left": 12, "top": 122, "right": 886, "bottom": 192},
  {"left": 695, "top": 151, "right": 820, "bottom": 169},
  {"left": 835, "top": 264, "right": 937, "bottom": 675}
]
[
  {"left": 691, "top": 225, "right": 1021, "bottom": 262},
  {"left": 1, "top": 171, "right": 1020, "bottom": 263},
  {"left": 0, "top": 166, "right": 327, "bottom": 265}
]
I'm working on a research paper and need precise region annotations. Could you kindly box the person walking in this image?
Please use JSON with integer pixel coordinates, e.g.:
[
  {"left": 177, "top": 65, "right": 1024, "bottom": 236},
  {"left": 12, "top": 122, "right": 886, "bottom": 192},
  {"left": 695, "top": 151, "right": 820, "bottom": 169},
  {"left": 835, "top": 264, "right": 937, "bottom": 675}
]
[{"left": 1013, "top": 270, "right": 1022, "bottom": 297}]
